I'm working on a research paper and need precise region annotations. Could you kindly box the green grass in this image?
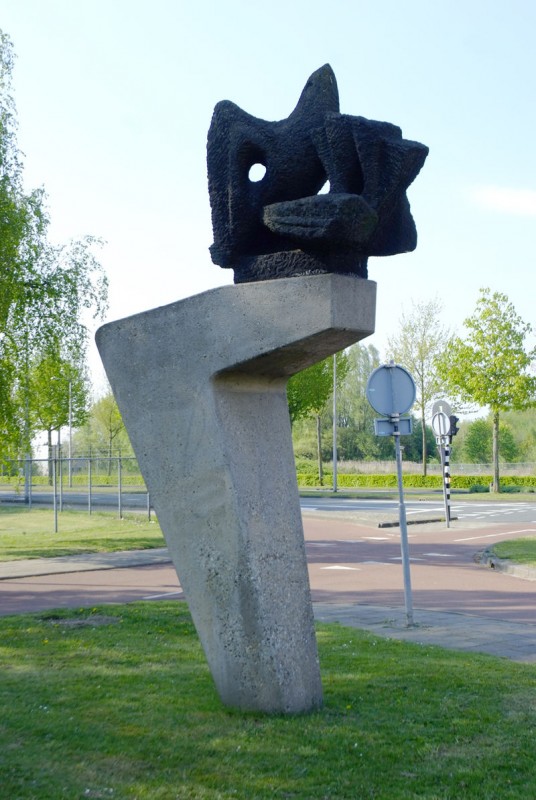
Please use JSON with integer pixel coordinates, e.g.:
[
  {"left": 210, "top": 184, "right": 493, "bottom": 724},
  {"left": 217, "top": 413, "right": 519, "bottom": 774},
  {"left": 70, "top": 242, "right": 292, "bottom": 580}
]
[
  {"left": 0, "top": 507, "right": 165, "bottom": 560},
  {"left": 491, "top": 536, "right": 536, "bottom": 566},
  {"left": 0, "top": 601, "right": 535, "bottom": 799}
]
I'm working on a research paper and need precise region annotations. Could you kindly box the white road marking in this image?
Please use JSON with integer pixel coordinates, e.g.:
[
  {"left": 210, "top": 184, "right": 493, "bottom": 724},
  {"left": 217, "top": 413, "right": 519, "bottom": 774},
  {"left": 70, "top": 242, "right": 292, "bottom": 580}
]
[
  {"left": 390, "top": 556, "right": 425, "bottom": 562},
  {"left": 320, "top": 565, "right": 361, "bottom": 571},
  {"left": 454, "top": 529, "right": 535, "bottom": 543},
  {"left": 423, "top": 552, "right": 455, "bottom": 558},
  {"left": 142, "top": 591, "right": 183, "bottom": 600},
  {"left": 363, "top": 536, "right": 392, "bottom": 541}
]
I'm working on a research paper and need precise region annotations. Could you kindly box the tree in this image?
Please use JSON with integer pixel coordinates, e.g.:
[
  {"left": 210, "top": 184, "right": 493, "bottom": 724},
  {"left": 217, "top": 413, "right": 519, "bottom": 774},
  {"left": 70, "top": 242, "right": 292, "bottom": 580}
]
[
  {"left": 73, "top": 391, "right": 133, "bottom": 469},
  {"left": 287, "top": 352, "right": 348, "bottom": 483},
  {"left": 386, "top": 298, "right": 451, "bottom": 476},
  {"left": 501, "top": 408, "right": 536, "bottom": 461},
  {"left": 0, "top": 31, "right": 108, "bottom": 460},
  {"left": 437, "top": 289, "right": 536, "bottom": 491},
  {"left": 461, "top": 418, "right": 518, "bottom": 464},
  {"left": 27, "top": 346, "right": 89, "bottom": 481},
  {"left": 335, "top": 343, "right": 392, "bottom": 461}
]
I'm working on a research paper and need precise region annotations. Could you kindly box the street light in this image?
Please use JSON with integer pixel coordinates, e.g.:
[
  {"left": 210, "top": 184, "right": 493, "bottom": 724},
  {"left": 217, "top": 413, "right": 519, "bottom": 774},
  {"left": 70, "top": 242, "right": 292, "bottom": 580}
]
[{"left": 68, "top": 380, "right": 73, "bottom": 487}]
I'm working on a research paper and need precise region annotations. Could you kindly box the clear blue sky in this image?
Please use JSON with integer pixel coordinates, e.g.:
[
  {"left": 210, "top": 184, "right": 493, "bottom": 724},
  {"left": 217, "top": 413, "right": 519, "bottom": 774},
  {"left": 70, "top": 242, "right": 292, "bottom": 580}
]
[{"left": 2, "top": 0, "right": 536, "bottom": 392}]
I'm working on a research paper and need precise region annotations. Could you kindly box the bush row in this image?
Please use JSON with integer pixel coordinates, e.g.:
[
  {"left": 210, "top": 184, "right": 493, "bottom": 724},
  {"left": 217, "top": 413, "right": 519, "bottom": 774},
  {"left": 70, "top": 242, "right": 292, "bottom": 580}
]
[
  {"left": 0, "top": 474, "right": 145, "bottom": 487},
  {"left": 297, "top": 473, "right": 536, "bottom": 489}
]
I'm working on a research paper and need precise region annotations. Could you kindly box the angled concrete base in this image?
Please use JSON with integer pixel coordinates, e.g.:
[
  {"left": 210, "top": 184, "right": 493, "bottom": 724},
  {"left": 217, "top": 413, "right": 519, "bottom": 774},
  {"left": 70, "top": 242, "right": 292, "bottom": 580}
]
[{"left": 96, "top": 274, "right": 376, "bottom": 713}]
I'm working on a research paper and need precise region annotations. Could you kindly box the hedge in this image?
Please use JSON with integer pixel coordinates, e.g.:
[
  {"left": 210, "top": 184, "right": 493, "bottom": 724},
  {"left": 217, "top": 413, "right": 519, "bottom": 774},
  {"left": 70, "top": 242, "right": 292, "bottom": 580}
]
[{"left": 297, "top": 473, "right": 536, "bottom": 489}]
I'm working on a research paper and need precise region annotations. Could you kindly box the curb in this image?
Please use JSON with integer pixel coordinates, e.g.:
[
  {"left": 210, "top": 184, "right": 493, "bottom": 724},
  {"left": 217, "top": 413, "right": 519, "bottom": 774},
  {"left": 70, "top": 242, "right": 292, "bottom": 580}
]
[
  {"left": 478, "top": 549, "right": 536, "bottom": 582},
  {"left": 378, "top": 516, "right": 457, "bottom": 529}
]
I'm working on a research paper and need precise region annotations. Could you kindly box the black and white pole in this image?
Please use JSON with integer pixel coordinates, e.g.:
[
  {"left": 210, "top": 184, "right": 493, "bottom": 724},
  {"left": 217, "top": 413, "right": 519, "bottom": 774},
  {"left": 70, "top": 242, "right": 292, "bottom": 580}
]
[
  {"left": 443, "top": 441, "right": 451, "bottom": 525},
  {"left": 431, "top": 409, "right": 452, "bottom": 529}
]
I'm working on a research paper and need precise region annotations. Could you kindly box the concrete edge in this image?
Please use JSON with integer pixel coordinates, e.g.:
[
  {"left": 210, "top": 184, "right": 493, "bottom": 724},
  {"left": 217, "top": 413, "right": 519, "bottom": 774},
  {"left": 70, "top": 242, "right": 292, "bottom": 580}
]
[{"left": 478, "top": 549, "right": 536, "bottom": 582}]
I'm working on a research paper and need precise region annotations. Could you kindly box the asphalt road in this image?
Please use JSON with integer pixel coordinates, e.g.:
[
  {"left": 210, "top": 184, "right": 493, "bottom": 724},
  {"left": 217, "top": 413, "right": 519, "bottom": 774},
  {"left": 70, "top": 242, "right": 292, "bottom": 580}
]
[{"left": 3, "top": 488, "right": 536, "bottom": 524}]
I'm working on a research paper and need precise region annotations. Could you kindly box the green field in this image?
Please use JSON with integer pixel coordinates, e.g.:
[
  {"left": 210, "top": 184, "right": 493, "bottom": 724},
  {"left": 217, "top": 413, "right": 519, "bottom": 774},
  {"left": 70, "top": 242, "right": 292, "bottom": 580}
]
[
  {"left": 0, "top": 507, "right": 165, "bottom": 560},
  {"left": 491, "top": 537, "right": 536, "bottom": 567}
]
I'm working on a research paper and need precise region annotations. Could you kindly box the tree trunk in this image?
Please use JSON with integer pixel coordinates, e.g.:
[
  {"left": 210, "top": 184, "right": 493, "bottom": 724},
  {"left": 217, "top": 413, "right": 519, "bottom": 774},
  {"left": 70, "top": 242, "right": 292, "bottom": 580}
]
[
  {"left": 316, "top": 414, "right": 324, "bottom": 486},
  {"left": 492, "top": 411, "right": 500, "bottom": 493},
  {"left": 421, "top": 406, "right": 427, "bottom": 477}
]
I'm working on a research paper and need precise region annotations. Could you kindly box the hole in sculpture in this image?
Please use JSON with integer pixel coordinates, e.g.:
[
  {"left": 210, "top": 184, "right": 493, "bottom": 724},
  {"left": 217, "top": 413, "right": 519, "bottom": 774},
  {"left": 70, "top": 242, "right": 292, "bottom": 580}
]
[
  {"left": 318, "top": 180, "right": 330, "bottom": 195},
  {"left": 248, "top": 163, "right": 266, "bottom": 182}
]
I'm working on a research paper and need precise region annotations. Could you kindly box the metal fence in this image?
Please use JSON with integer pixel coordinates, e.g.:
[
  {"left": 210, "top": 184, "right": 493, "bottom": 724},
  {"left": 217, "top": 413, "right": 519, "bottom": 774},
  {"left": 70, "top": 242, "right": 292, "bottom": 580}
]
[{"left": 0, "top": 457, "right": 152, "bottom": 526}]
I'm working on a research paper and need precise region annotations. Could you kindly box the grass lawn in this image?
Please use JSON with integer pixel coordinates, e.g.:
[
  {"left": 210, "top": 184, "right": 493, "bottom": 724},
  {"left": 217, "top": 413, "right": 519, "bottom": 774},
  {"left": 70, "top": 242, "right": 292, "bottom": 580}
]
[
  {"left": 0, "top": 507, "right": 165, "bottom": 560},
  {"left": 491, "top": 537, "right": 536, "bottom": 567},
  {"left": 0, "top": 601, "right": 535, "bottom": 799}
]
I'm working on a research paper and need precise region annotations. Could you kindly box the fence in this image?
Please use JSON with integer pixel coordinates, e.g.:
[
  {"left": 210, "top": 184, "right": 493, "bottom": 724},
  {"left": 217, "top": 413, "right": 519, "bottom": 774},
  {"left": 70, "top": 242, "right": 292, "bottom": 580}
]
[{"left": 0, "top": 457, "right": 152, "bottom": 525}]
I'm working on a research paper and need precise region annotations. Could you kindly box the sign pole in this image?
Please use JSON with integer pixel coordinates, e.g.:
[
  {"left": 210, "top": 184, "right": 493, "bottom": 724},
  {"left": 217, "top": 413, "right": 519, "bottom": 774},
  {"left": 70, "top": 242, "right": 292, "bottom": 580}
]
[
  {"left": 392, "top": 414, "right": 414, "bottom": 627},
  {"left": 444, "top": 440, "right": 451, "bottom": 525}
]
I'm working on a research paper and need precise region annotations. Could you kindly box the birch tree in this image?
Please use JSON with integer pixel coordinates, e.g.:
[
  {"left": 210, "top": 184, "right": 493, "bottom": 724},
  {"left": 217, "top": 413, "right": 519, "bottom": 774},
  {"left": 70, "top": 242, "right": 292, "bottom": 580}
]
[{"left": 437, "top": 289, "right": 536, "bottom": 491}]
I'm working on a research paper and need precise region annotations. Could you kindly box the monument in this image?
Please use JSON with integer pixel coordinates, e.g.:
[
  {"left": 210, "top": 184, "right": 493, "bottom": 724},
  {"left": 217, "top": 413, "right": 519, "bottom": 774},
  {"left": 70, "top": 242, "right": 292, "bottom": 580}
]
[{"left": 96, "top": 65, "right": 427, "bottom": 713}]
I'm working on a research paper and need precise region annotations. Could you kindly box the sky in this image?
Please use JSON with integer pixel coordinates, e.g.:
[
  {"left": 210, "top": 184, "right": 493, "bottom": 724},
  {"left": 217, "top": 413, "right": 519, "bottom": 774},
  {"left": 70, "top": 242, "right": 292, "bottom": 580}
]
[{"left": 2, "top": 0, "right": 536, "bottom": 398}]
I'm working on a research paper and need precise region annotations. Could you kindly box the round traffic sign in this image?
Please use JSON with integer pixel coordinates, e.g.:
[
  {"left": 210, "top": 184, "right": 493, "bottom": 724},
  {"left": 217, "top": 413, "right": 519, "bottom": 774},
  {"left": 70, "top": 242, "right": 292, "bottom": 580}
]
[
  {"left": 432, "top": 400, "right": 452, "bottom": 418},
  {"left": 366, "top": 364, "right": 416, "bottom": 416},
  {"left": 431, "top": 411, "right": 451, "bottom": 437}
]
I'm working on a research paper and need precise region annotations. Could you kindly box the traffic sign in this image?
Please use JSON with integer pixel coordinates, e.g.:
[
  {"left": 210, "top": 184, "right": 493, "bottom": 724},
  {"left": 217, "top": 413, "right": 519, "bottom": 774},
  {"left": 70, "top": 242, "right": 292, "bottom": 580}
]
[
  {"left": 366, "top": 364, "right": 416, "bottom": 417},
  {"left": 432, "top": 399, "right": 452, "bottom": 418},
  {"left": 431, "top": 411, "right": 451, "bottom": 437}
]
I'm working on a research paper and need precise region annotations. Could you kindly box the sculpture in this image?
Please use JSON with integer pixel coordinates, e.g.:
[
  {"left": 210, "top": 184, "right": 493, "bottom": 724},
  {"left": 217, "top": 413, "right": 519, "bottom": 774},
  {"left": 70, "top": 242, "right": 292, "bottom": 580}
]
[
  {"left": 97, "top": 67, "right": 427, "bottom": 714},
  {"left": 207, "top": 64, "right": 428, "bottom": 284}
]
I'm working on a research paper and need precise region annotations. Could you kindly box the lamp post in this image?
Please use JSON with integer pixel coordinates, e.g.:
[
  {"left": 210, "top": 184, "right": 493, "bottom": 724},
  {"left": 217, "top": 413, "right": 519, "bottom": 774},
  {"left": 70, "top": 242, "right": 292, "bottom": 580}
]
[
  {"left": 68, "top": 380, "right": 73, "bottom": 487},
  {"left": 332, "top": 354, "right": 338, "bottom": 492}
]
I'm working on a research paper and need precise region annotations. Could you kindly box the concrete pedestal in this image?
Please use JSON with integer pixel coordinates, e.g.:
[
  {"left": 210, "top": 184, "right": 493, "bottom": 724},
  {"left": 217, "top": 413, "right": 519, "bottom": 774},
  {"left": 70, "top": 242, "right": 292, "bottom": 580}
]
[{"left": 96, "top": 273, "right": 376, "bottom": 713}]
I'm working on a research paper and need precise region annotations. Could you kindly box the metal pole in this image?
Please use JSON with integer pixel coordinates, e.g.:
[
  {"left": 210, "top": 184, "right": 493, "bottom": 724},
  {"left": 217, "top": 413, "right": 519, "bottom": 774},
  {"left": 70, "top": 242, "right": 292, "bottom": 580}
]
[
  {"left": 393, "top": 414, "right": 414, "bottom": 626},
  {"left": 26, "top": 456, "right": 32, "bottom": 509},
  {"left": 53, "top": 457, "right": 58, "bottom": 533},
  {"left": 58, "top": 430, "right": 63, "bottom": 513},
  {"left": 118, "top": 456, "right": 122, "bottom": 519},
  {"left": 68, "top": 380, "right": 73, "bottom": 488},
  {"left": 88, "top": 457, "right": 92, "bottom": 516},
  {"left": 439, "top": 440, "right": 450, "bottom": 528},
  {"left": 444, "top": 441, "right": 451, "bottom": 525},
  {"left": 332, "top": 354, "right": 338, "bottom": 492}
]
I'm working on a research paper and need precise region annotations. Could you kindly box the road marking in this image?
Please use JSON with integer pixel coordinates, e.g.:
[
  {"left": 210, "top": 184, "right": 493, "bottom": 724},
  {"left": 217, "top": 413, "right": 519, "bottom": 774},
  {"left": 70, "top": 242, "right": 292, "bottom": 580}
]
[
  {"left": 320, "top": 565, "right": 361, "bottom": 571},
  {"left": 142, "top": 591, "right": 183, "bottom": 600},
  {"left": 423, "top": 552, "right": 455, "bottom": 558},
  {"left": 390, "top": 556, "right": 426, "bottom": 562},
  {"left": 454, "top": 529, "right": 535, "bottom": 543},
  {"left": 363, "top": 536, "right": 392, "bottom": 541}
]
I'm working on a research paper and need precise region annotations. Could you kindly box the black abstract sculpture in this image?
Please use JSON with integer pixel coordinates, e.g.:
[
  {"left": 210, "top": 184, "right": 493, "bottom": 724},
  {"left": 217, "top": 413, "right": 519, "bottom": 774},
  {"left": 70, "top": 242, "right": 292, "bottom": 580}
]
[{"left": 207, "top": 65, "right": 428, "bottom": 284}]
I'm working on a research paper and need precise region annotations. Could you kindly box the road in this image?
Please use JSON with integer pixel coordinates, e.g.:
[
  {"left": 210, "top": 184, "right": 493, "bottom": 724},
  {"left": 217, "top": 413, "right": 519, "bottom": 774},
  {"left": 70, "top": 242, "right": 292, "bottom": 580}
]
[
  {"left": 302, "top": 497, "right": 536, "bottom": 524},
  {"left": 3, "top": 488, "right": 536, "bottom": 524}
]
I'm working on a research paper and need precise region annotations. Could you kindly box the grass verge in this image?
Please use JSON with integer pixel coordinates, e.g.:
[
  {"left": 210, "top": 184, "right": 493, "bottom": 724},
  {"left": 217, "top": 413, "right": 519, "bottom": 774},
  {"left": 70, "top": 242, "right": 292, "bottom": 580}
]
[
  {"left": 1, "top": 601, "right": 535, "bottom": 799},
  {"left": 491, "top": 537, "right": 536, "bottom": 567},
  {"left": 0, "top": 507, "right": 165, "bottom": 560}
]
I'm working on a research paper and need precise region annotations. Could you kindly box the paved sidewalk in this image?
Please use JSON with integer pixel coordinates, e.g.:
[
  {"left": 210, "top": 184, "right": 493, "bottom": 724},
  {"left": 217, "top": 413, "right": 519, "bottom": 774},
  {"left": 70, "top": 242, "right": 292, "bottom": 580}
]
[
  {"left": 1, "top": 549, "right": 535, "bottom": 664},
  {"left": 313, "top": 603, "right": 536, "bottom": 664},
  {"left": 0, "top": 548, "right": 171, "bottom": 579}
]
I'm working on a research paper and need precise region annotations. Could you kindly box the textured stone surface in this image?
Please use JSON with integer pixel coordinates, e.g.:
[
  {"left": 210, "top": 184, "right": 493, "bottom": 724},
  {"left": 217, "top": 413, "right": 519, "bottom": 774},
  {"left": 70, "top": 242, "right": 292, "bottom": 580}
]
[
  {"left": 96, "top": 274, "right": 376, "bottom": 713},
  {"left": 207, "top": 64, "right": 428, "bottom": 283}
]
